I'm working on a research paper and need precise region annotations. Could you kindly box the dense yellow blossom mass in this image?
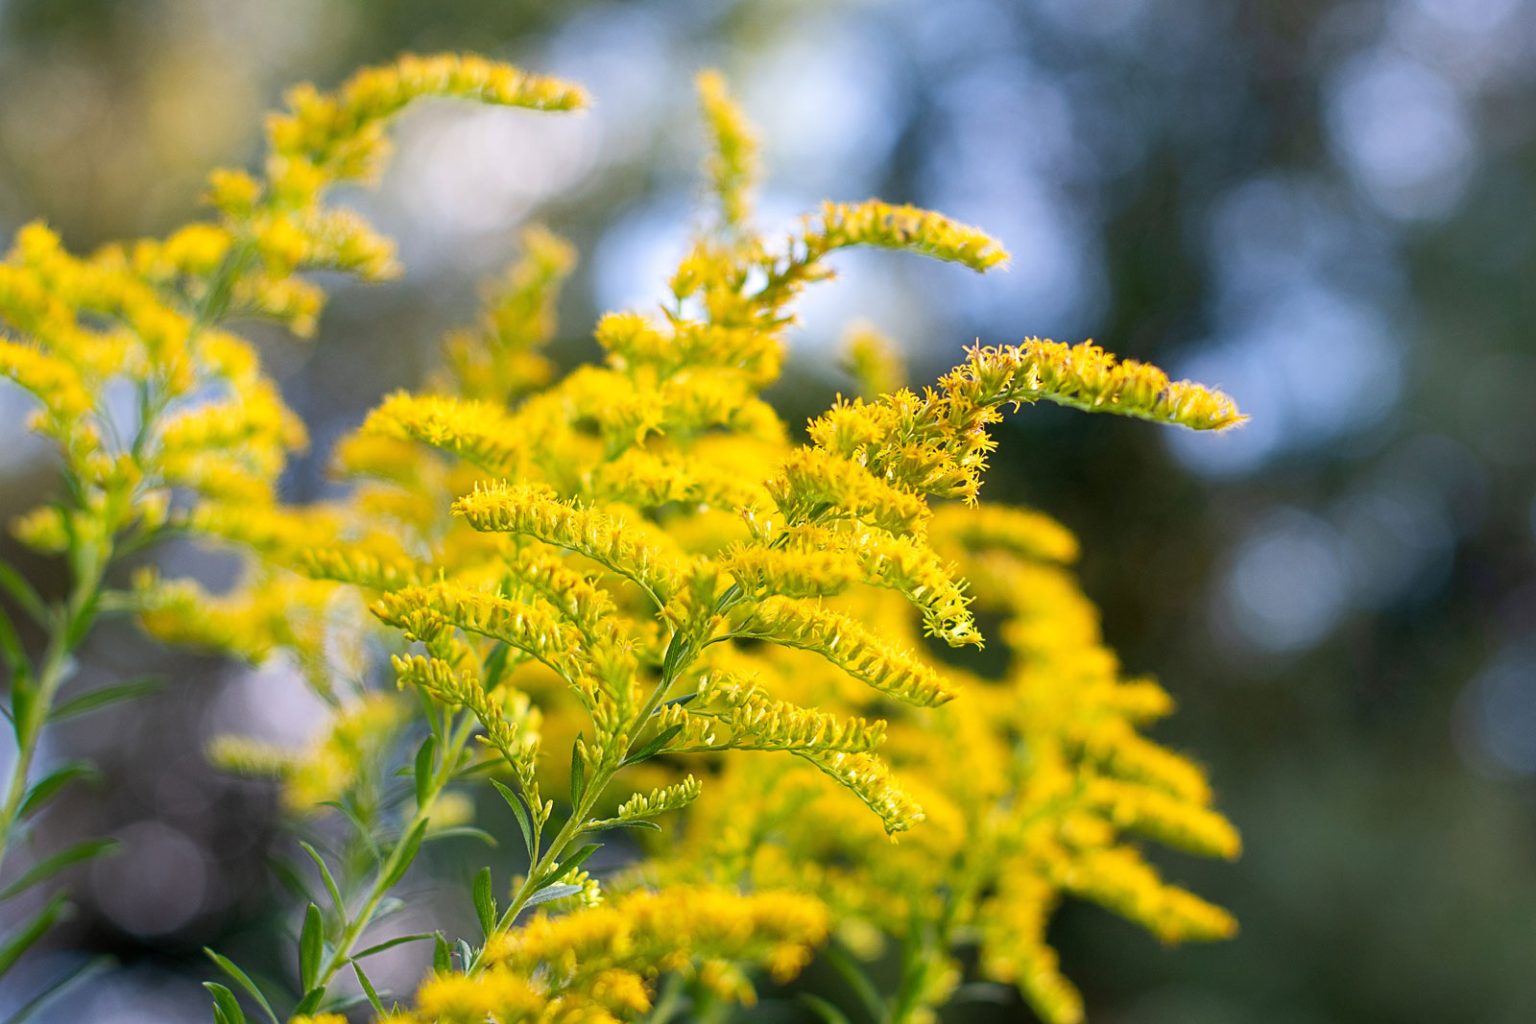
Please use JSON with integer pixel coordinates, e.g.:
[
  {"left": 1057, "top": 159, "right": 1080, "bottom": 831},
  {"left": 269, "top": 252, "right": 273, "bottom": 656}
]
[{"left": 0, "top": 53, "right": 1244, "bottom": 1024}]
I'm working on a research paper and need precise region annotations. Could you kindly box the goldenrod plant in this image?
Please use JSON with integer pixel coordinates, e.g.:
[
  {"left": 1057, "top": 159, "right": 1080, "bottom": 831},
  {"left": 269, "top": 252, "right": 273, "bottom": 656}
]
[{"left": 0, "top": 54, "right": 1245, "bottom": 1024}]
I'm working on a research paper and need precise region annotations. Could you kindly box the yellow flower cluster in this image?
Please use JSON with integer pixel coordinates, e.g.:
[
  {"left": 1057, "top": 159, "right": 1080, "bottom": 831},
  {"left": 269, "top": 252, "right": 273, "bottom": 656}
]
[
  {"left": 397, "top": 887, "right": 827, "bottom": 1024},
  {"left": 28, "top": 58, "right": 1252, "bottom": 1023},
  {"left": 209, "top": 693, "right": 405, "bottom": 812}
]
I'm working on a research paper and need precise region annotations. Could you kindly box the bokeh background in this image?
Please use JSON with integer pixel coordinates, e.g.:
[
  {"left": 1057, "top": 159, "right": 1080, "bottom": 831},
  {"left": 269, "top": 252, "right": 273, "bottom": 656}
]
[{"left": 2, "top": 0, "right": 1535, "bottom": 1020}]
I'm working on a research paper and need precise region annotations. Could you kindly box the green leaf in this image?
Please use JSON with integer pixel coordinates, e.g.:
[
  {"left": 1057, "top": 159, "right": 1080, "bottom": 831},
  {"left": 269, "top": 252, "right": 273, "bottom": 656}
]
[
  {"left": 291, "top": 987, "right": 325, "bottom": 1016},
  {"left": 473, "top": 867, "right": 496, "bottom": 938},
  {"left": 380, "top": 818, "right": 428, "bottom": 889},
  {"left": 453, "top": 757, "right": 499, "bottom": 781},
  {"left": 352, "top": 960, "right": 385, "bottom": 1015},
  {"left": 490, "top": 779, "right": 536, "bottom": 856},
  {"left": 297, "top": 841, "right": 344, "bottom": 918},
  {"left": 621, "top": 724, "right": 683, "bottom": 767},
  {"left": 422, "top": 825, "right": 497, "bottom": 847},
  {"left": 586, "top": 818, "right": 662, "bottom": 834},
  {"left": 7, "top": 955, "right": 112, "bottom": 1024},
  {"left": 0, "top": 892, "right": 70, "bottom": 977},
  {"left": 373, "top": 896, "right": 406, "bottom": 924},
  {"left": 0, "top": 556, "right": 48, "bottom": 625},
  {"left": 203, "top": 948, "right": 280, "bottom": 1024},
  {"left": 319, "top": 798, "right": 382, "bottom": 861},
  {"left": 413, "top": 735, "right": 436, "bottom": 809},
  {"left": 432, "top": 931, "right": 452, "bottom": 974},
  {"left": 354, "top": 932, "right": 435, "bottom": 959},
  {"left": 544, "top": 842, "right": 599, "bottom": 886},
  {"left": 952, "top": 981, "right": 1014, "bottom": 1004},
  {"left": 823, "top": 942, "right": 886, "bottom": 1023},
  {"left": 569, "top": 736, "right": 586, "bottom": 808},
  {"left": 0, "top": 837, "right": 118, "bottom": 901},
  {"left": 522, "top": 882, "right": 582, "bottom": 911},
  {"left": 265, "top": 855, "right": 312, "bottom": 904},
  {"left": 18, "top": 760, "right": 98, "bottom": 819},
  {"left": 50, "top": 677, "right": 161, "bottom": 722},
  {"left": 298, "top": 903, "right": 323, "bottom": 992},
  {"left": 204, "top": 982, "right": 246, "bottom": 1024},
  {"left": 799, "top": 994, "right": 855, "bottom": 1024},
  {"left": 9, "top": 678, "right": 34, "bottom": 740},
  {"left": 0, "top": 607, "right": 26, "bottom": 684}
]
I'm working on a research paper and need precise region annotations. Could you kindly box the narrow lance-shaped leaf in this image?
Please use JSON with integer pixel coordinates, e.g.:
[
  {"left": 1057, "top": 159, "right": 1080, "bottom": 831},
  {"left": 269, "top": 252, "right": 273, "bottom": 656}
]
[
  {"left": 8, "top": 956, "right": 112, "bottom": 1024},
  {"left": 204, "top": 982, "right": 247, "bottom": 1024},
  {"left": 423, "top": 825, "right": 498, "bottom": 847},
  {"left": 0, "top": 891, "right": 70, "bottom": 978},
  {"left": 292, "top": 986, "right": 326, "bottom": 1016},
  {"left": 414, "top": 734, "right": 436, "bottom": 808},
  {"left": 491, "top": 778, "right": 536, "bottom": 856},
  {"left": 544, "top": 842, "right": 599, "bottom": 886},
  {"left": 49, "top": 677, "right": 161, "bottom": 722},
  {"left": 381, "top": 818, "right": 429, "bottom": 889},
  {"left": 621, "top": 723, "right": 683, "bottom": 767},
  {"left": 569, "top": 735, "right": 586, "bottom": 807},
  {"left": 0, "top": 556, "right": 48, "bottom": 625},
  {"left": 298, "top": 902, "right": 324, "bottom": 993},
  {"left": 352, "top": 960, "right": 385, "bottom": 1016},
  {"left": 18, "top": 760, "right": 98, "bottom": 819},
  {"left": 203, "top": 948, "right": 280, "bottom": 1024},
  {"left": 354, "top": 932, "right": 435, "bottom": 959},
  {"left": 522, "top": 883, "right": 583, "bottom": 912},
  {"left": 296, "top": 841, "right": 344, "bottom": 918},
  {"left": 473, "top": 866, "right": 497, "bottom": 937},
  {"left": 0, "top": 837, "right": 118, "bottom": 901}
]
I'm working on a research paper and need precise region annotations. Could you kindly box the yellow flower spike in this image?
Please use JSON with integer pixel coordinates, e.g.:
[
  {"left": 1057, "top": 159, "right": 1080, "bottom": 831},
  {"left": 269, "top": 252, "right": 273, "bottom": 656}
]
[
  {"left": 942, "top": 339, "right": 1246, "bottom": 431},
  {"left": 696, "top": 69, "right": 760, "bottom": 231},
  {"left": 264, "top": 53, "right": 587, "bottom": 184},
  {"left": 589, "top": 446, "right": 767, "bottom": 512},
  {"left": 722, "top": 545, "right": 862, "bottom": 599},
  {"left": 729, "top": 595, "right": 958, "bottom": 708},
  {"left": 209, "top": 696, "right": 405, "bottom": 814},
  {"left": 296, "top": 546, "right": 422, "bottom": 592},
  {"left": 207, "top": 735, "right": 297, "bottom": 780},
  {"left": 767, "top": 448, "right": 930, "bottom": 535},
  {"left": 799, "top": 750, "right": 926, "bottom": 835},
  {"left": 438, "top": 224, "right": 576, "bottom": 401},
  {"left": 453, "top": 481, "right": 684, "bottom": 608},
  {"left": 1084, "top": 777, "right": 1242, "bottom": 860},
  {"left": 930, "top": 502, "right": 1081, "bottom": 565},
  {"left": 803, "top": 199, "right": 1010, "bottom": 272},
  {"left": 610, "top": 775, "right": 702, "bottom": 822},
  {"left": 363, "top": 391, "right": 524, "bottom": 474},
  {"left": 774, "top": 523, "right": 980, "bottom": 646},
  {"left": 375, "top": 583, "right": 588, "bottom": 688},
  {"left": 691, "top": 675, "right": 887, "bottom": 754},
  {"left": 1054, "top": 845, "right": 1238, "bottom": 944}
]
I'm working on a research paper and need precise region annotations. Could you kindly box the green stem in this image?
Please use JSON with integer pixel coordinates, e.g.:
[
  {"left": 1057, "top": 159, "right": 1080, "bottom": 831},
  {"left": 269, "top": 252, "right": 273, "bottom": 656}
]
[
  {"left": 0, "top": 544, "right": 107, "bottom": 877},
  {"left": 645, "top": 974, "right": 686, "bottom": 1023},
  {"left": 467, "top": 614, "right": 712, "bottom": 975},
  {"left": 307, "top": 709, "right": 477, "bottom": 998},
  {"left": 0, "top": 227, "right": 251, "bottom": 892}
]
